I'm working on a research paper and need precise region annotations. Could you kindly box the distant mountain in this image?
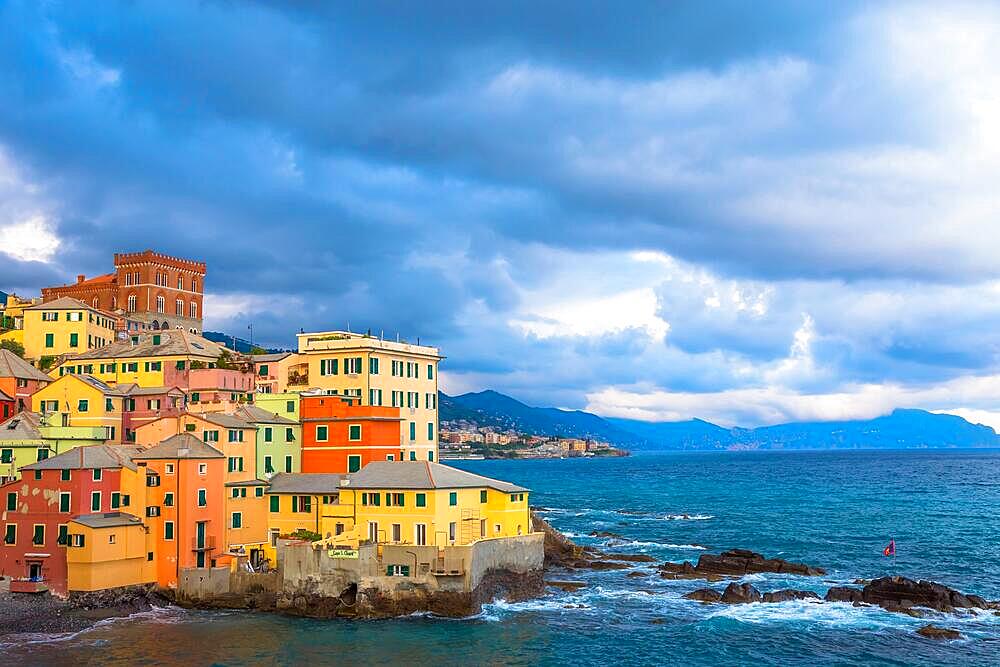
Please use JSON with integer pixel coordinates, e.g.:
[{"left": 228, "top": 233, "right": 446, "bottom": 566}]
[
  {"left": 441, "top": 390, "right": 641, "bottom": 445},
  {"left": 441, "top": 389, "right": 1000, "bottom": 450},
  {"left": 202, "top": 331, "right": 285, "bottom": 354}
]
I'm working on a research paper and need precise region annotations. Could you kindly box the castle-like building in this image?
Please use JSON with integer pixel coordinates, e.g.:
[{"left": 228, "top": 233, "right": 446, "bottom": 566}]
[{"left": 40, "top": 250, "right": 206, "bottom": 333}]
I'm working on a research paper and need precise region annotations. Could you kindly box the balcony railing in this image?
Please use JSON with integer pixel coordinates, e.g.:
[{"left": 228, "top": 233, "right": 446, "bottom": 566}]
[{"left": 192, "top": 535, "right": 217, "bottom": 552}]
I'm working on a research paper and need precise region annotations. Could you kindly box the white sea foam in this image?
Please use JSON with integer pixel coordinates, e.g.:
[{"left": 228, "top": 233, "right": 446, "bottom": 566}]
[{"left": 663, "top": 514, "right": 714, "bottom": 521}]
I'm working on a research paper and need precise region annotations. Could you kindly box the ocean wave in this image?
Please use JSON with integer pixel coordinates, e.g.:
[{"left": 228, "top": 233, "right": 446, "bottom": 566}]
[
  {"left": 0, "top": 605, "right": 186, "bottom": 649},
  {"left": 663, "top": 514, "right": 714, "bottom": 521},
  {"left": 601, "top": 539, "right": 707, "bottom": 551}
]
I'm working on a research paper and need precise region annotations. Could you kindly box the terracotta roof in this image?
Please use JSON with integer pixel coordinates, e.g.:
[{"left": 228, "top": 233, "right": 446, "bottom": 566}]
[
  {"left": 66, "top": 329, "right": 229, "bottom": 360},
  {"left": 136, "top": 433, "right": 224, "bottom": 459},
  {"left": 345, "top": 461, "right": 528, "bottom": 493},
  {"left": 234, "top": 405, "right": 297, "bottom": 425},
  {"left": 26, "top": 296, "right": 96, "bottom": 311},
  {"left": 23, "top": 445, "right": 145, "bottom": 471},
  {"left": 0, "top": 349, "right": 51, "bottom": 382},
  {"left": 73, "top": 273, "right": 116, "bottom": 287},
  {"left": 267, "top": 472, "right": 345, "bottom": 495},
  {"left": 0, "top": 411, "right": 42, "bottom": 440},
  {"left": 71, "top": 512, "right": 144, "bottom": 529}
]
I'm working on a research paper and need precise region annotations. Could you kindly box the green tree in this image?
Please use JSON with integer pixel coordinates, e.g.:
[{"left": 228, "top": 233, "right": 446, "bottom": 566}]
[
  {"left": 0, "top": 339, "right": 25, "bottom": 358},
  {"left": 249, "top": 345, "right": 267, "bottom": 355},
  {"left": 38, "top": 355, "right": 57, "bottom": 371}
]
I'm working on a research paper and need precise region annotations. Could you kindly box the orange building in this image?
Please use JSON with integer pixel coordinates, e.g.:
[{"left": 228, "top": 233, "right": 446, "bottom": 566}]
[
  {"left": 0, "top": 349, "right": 51, "bottom": 414},
  {"left": 300, "top": 395, "right": 403, "bottom": 474},
  {"left": 133, "top": 434, "right": 226, "bottom": 584}
]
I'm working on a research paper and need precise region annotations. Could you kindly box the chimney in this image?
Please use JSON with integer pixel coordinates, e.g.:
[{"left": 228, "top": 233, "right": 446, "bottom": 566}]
[{"left": 77, "top": 274, "right": 85, "bottom": 283}]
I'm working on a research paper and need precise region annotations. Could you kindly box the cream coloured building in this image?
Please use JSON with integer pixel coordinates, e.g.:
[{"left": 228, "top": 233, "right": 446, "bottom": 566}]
[{"left": 295, "top": 331, "right": 442, "bottom": 462}]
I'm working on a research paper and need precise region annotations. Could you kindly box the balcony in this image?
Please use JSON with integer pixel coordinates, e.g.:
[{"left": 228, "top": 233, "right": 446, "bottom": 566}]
[
  {"left": 192, "top": 536, "right": 217, "bottom": 552},
  {"left": 10, "top": 579, "right": 49, "bottom": 594}
]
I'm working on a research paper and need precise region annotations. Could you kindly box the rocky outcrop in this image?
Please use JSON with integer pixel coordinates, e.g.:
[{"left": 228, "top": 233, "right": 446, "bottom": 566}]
[
  {"left": 660, "top": 550, "right": 824, "bottom": 580},
  {"left": 762, "top": 589, "right": 821, "bottom": 603},
  {"left": 589, "top": 531, "right": 625, "bottom": 539},
  {"left": 916, "top": 624, "right": 963, "bottom": 640},
  {"left": 721, "top": 582, "right": 762, "bottom": 604},
  {"left": 683, "top": 588, "right": 722, "bottom": 603},
  {"left": 546, "top": 580, "right": 588, "bottom": 592},
  {"left": 69, "top": 584, "right": 170, "bottom": 614},
  {"left": 604, "top": 553, "right": 658, "bottom": 563},
  {"left": 823, "top": 577, "right": 994, "bottom": 615}
]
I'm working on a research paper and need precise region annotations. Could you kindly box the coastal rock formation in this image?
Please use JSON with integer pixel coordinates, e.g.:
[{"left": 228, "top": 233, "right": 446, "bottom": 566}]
[
  {"left": 546, "top": 580, "right": 588, "bottom": 592},
  {"left": 721, "top": 582, "right": 762, "bottom": 604},
  {"left": 683, "top": 588, "right": 722, "bottom": 603},
  {"left": 916, "top": 624, "right": 963, "bottom": 640},
  {"left": 824, "top": 577, "right": 993, "bottom": 614},
  {"left": 762, "top": 589, "right": 821, "bottom": 603},
  {"left": 604, "top": 553, "right": 658, "bottom": 563},
  {"left": 589, "top": 531, "right": 625, "bottom": 539},
  {"left": 660, "top": 550, "right": 825, "bottom": 580}
]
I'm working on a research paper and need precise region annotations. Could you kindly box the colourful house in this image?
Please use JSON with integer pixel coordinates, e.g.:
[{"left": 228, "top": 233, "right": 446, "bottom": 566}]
[
  {"left": 0, "top": 389, "right": 12, "bottom": 422},
  {"left": 296, "top": 331, "right": 443, "bottom": 462},
  {"left": 253, "top": 391, "right": 301, "bottom": 422},
  {"left": 0, "top": 412, "right": 110, "bottom": 485},
  {"left": 66, "top": 512, "right": 156, "bottom": 592},
  {"left": 30, "top": 374, "right": 125, "bottom": 442},
  {"left": 0, "top": 444, "right": 146, "bottom": 596},
  {"left": 22, "top": 297, "right": 117, "bottom": 363},
  {"left": 233, "top": 404, "right": 300, "bottom": 477},
  {"left": 252, "top": 352, "right": 299, "bottom": 394},
  {"left": 0, "top": 293, "right": 37, "bottom": 352},
  {"left": 300, "top": 394, "right": 403, "bottom": 474},
  {"left": 339, "top": 461, "right": 530, "bottom": 547},
  {"left": 0, "top": 348, "right": 52, "bottom": 414},
  {"left": 263, "top": 472, "right": 347, "bottom": 547}
]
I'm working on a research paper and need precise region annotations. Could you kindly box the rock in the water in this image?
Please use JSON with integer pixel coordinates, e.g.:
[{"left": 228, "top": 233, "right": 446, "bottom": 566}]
[
  {"left": 862, "top": 577, "right": 985, "bottom": 613},
  {"left": 825, "top": 586, "right": 864, "bottom": 604},
  {"left": 589, "top": 531, "right": 625, "bottom": 539},
  {"left": 683, "top": 588, "right": 722, "bottom": 603},
  {"left": 546, "top": 580, "right": 587, "bottom": 592},
  {"left": 604, "top": 553, "right": 658, "bottom": 563},
  {"left": 627, "top": 571, "right": 649, "bottom": 578},
  {"left": 659, "top": 550, "right": 824, "bottom": 580},
  {"left": 721, "top": 582, "right": 762, "bottom": 604},
  {"left": 916, "top": 624, "right": 963, "bottom": 640},
  {"left": 762, "top": 589, "right": 821, "bottom": 603}
]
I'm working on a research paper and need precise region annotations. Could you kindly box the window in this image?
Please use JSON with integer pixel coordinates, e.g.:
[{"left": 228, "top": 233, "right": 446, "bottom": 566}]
[
  {"left": 156, "top": 296, "right": 165, "bottom": 313},
  {"left": 164, "top": 492, "right": 174, "bottom": 507},
  {"left": 415, "top": 493, "right": 426, "bottom": 508},
  {"left": 285, "top": 427, "right": 294, "bottom": 442},
  {"left": 299, "top": 495, "right": 312, "bottom": 513},
  {"left": 78, "top": 399, "right": 89, "bottom": 412},
  {"left": 0, "top": 449, "right": 10, "bottom": 464},
  {"left": 369, "top": 389, "right": 383, "bottom": 406},
  {"left": 166, "top": 463, "right": 175, "bottom": 474},
  {"left": 176, "top": 299, "right": 184, "bottom": 316},
  {"left": 409, "top": 451, "right": 416, "bottom": 461},
  {"left": 45, "top": 333, "right": 54, "bottom": 348},
  {"left": 198, "top": 463, "right": 207, "bottom": 475},
  {"left": 427, "top": 422, "right": 434, "bottom": 441},
  {"left": 255, "top": 487, "right": 264, "bottom": 497},
  {"left": 368, "top": 521, "right": 378, "bottom": 543},
  {"left": 264, "top": 427, "right": 272, "bottom": 443},
  {"left": 319, "top": 358, "right": 338, "bottom": 376},
  {"left": 91, "top": 491, "right": 101, "bottom": 511},
  {"left": 61, "top": 469, "right": 71, "bottom": 482},
  {"left": 6, "top": 492, "right": 17, "bottom": 511},
  {"left": 449, "top": 522, "right": 456, "bottom": 542},
  {"left": 105, "top": 398, "right": 113, "bottom": 411},
  {"left": 3, "top": 524, "right": 15, "bottom": 545},
  {"left": 427, "top": 364, "right": 434, "bottom": 380},
  {"left": 369, "top": 357, "right": 379, "bottom": 375},
  {"left": 33, "top": 524, "right": 44, "bottom": 546},
  {"left": 391, "top": 524, "right": 401, "bottom": 542},
  {"left": 344, "top": 356, "right": 362, "bottom": 374},
  {"left": 42, "top": 311, "right": 58, "bottom": 322},
  {"left": 176, "top": 360, "right": 186, "bottom": 370},
  {"left": 190, "top": 301, "right": 197, "bottom": 318},
  {"left": 191, "top": 392, "right": 201, "bottom": 403},
  {"left": 284, "top": 456, "right": 292, "bottom": 473},
  {"left": 111, "top": 492, "right": 121, "bottom": 509},
  {"left": 128, "top": 294, "right": 137, "bottom": 312},
  {"left": 428, "top": 451, "right": 434, "bottom": 462},
  {"left": 202, "top": 430, "right": 218, "bottom": 442},
  {"left": 316, "top": 425, "right": 328, "bottom": 442},
  {"left": 409, "top": 423, "right": 416, "bottom": 441},
  {"left": 69, "top": 332, "right": 79, "bottom": 348},
  {"left": 93, "top": 468, "right": 103, "bottom": 481},
  {"left": 197, "top": 489, "right": 207, "bottom": 507},
  {"left": 480, "top": 490, "right": 487, "bottom": 503},
  {"left": 348, "top": 424, "right": 362, "bottom": 441},
  {"left": 348, "top": 455, "right": 361, "bottom": 473},
  {"left": 286, "top": 400, "right": 294, "bottom": 413},
  {"left": 510, "top": 494, "right": 517, "bottom": 502},
  {"left": 386, "top": 493, "right": 404, "bottom": 507},
  {"left": 109, "top": 534, "right": 116, "bottom": 544},
  {"left": 58, "top": 524, "right": 68, "bottom": 546},
  {"left": 34, "top": 470, "right": 42, "bottom": 480},
  {"left": 269, "top": 495, "right": 279, "bottom": 512},
  {"left": 264, "top": 456, "right": 274, "bottom": 474},
  {"left": 231, "top": 512, "right": 242, "bottom": 529},
  {"left": 164, "top": 522, "right": 174, "bottom": 540},
  {"left": 415, "top": 523, "right": 426, "bottom": 546}
]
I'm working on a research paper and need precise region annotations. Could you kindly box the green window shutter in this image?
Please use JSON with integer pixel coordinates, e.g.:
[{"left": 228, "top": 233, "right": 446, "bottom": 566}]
[
  {"left": 165, "top": 522, "right": 174, "bottom": 540},
  {"left": 91, "top": 493, "right": 100, "bottom": 511},
  {"left": 6, "top": 492, "right": 16, "bottom": 511},
  {"left": 286, "top": 400, "right": 294, "bottom": 413},
  {"left": 69, "top": 333, "right": 78, "bottom": 347},
  {"left": 45, "top": 333, "right": 54, "bottom": 348},
  {"left": 269, "top": 495, "right": 279, "bottom": 512},
  {"left": 58, "top": 525, "right": 68, "bottom": 545},
  {"left": 449, "top": 492, "right": 457, "bottom": 506},
  {"left": 416, "top": 493, "right": 426, "bottom": 508},
  {"left": 480, "top": 490, "right": 487, "bottom": 503},
  {"left": 264, "top": 427, "right": 272, "bottom": 442},
  {"left": 292, "top": 496, "right": 299, "bottom": 512},
  {"left": 176, "top": 360, "right": 185, "bottom": 370},
  {"left": 348, "top": 455, "right": 361, "bottom": 473}
]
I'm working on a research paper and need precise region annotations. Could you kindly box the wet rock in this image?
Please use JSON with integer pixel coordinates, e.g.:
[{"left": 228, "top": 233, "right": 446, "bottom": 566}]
[
  {"left": 546, "top": 580, "right": 588, "bottom": 592},
  {"left": 604, "top": 553, "right": 658, "bottom": 563},
  {"left": 650, "top": 617, "right": 668, "bottom": 624},
  {"left": 721, "top": 582, "right": 762, "bottom": 604},
  {"left": 532, "top": 511, "right": 582, "bottom": 568},
  {"left": 627, "top": 571, "right": 650, "bottom": 578},
  {"left": 762, "top": 589, "right": 821, "bottom": 603},
  {"left": 862, "top": 576, "right": 986, "bottom": 613},
  {"left": 659, "top": 549, "right": 824, "bottom": 580},
  {"left": 581, "top": 560, "right": 632, "bottom": 571},
  {"left": 916, "top": 624, "right": 963, "bottom": 640},
  {"left": 683, "top": 588, "right": 722, "bottom": 603},
  {"left": 589, "top": 531, "right": 625, "bottom": 539},
  {"left": 825, "top": 587, "right": 864, "bottom": 604}
]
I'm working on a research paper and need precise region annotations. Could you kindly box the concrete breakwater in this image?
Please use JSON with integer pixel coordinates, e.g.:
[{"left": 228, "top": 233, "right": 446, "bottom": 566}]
[{"left": 173, "top": 533, "right": 545, "bottom": 619}]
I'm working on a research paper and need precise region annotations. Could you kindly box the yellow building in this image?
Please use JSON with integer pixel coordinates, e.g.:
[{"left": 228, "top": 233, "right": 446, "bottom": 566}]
[
  {"left": 0, "top": 411, "right": 111, "bottom": 484},
  {"left": 30, "top": 374, "right": 124, "bottom": 440},
  {"left": 22, "top": 297, "right": 117, "bottom": 363},
  {"left": 339, "top": 461, "right": 529, "bottom": 547},
  {"left": 252, "top": 353, "right": 300, "bottom": 394},
  {"left": 264, "top": 472, "right": 347, "bottom": 537},
  {"left": 66, "top": 512, "right": 156, "bottom": 592},
  {"left": 253, "top": 391, "right": 301, "bottom": 422},
  {"left": 0, "top": 293, "right": 39, "bottom": 350},
  {"left": 296, "top": 331, "right": 443, "bottom": 462},
  {"left": 49, "top": 329, "right": 230, "bottom": 388}
]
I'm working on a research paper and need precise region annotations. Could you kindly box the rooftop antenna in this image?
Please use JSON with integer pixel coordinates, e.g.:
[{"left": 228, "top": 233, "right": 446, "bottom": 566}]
[
  {"left": 396, "top": 332, "right": 400, "bottom": 343},
  {"left": 380, "top": 329, "right": 384, "bottom": 341}
]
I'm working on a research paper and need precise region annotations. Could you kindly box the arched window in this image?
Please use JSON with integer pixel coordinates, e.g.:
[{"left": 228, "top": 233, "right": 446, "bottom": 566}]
[
  {"left": 161, "top": 320, "right": 170, "bottom": 330},
  {"left": 177, "top": 276, "right": 183, "bottom": 289},
  {"left": 156, "top": 295, "right": 165, "bottom": 313},
  {"left": 151, "top": 321, "right": 160, "bottom": 330},
  {"left": 127, "top": 294, "right": 136, "bottom": 313},
  {"left": 191, "top": 278, "right": 198, "bottom": 293},
  {"left": 176, "top": 298, "right": 183, "bottom": 316},
  {"left": 190, "top": 301, "right": 198, "bottom": 318},
  {"left": 111, "top": 296, "right": 117, "bottom": 310}
]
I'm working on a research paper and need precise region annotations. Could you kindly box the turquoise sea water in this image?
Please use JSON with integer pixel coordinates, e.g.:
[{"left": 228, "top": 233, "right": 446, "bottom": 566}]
[{"left": 6, "top": 450, "right": 1000, "bottom": 666}]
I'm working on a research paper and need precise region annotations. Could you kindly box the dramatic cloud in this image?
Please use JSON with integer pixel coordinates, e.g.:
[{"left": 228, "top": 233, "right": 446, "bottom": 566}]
[{"left": 3, "top": 0, "right": 1000, "bottom": 426}]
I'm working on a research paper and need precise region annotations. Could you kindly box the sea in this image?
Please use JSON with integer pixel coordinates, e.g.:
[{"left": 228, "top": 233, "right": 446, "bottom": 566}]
[{"left": 5, "top": 449, "right": 1000, "bottom": 666}]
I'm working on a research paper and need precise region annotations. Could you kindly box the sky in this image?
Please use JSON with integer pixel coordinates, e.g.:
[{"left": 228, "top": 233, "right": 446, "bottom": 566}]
[{"left": 3, "top": 1, "right": 1000, "bottom": 428}]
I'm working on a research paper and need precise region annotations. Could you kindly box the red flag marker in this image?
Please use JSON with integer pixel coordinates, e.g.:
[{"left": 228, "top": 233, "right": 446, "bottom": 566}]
[{"left": 883, "top": 539, "right": 895, "bottom": 557}]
